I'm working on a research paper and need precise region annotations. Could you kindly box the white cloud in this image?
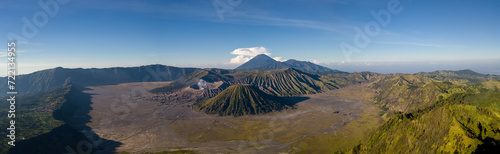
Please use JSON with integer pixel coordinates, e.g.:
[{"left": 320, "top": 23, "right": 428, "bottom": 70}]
[
  {"left": 311, "top": 60, "right": 320, "bottom": 64},
  {"left": 230, "top": 46, "right": 270, "bottom": 57},
  {"left": 229, "top": 46, "right": 286, "bottom": 64},
  {"left": 229, "top": 55, "right": 253, "bottom": 64},
  {"left": 273, "top": 57, "right": 287, "bottom": 62}
]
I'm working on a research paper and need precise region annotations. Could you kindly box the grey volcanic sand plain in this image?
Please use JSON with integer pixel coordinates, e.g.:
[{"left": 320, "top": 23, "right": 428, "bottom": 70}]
[{"left": 85, "top": 82, "right": 383, "bottom": 153}]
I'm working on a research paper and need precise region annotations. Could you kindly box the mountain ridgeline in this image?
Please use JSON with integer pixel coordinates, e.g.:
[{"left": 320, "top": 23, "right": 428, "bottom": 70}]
[
  {"left": 235, "top": 54, "right": 343, "bottom": 73},
  {"left": 370, "top": 70, "right": 500, "bottom": 113},
  {"left": 417, "top": 69, "right": 500, "bottom": 85},
  {"left": 196, "top": 85, "right": 289, "bottom": 116},
  {"left": 233, "top": 68, "right": 337, "bottom": 96},
  {"left": 151, "top": 68, "right": 380, "bottom": 97},
  {"left": 0, "top": 65, "right": 199, "bottom": 96}
]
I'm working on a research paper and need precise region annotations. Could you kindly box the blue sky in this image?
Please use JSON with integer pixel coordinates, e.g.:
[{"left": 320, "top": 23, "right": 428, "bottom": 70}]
[{"left": 1, "top": 0, "right": 500, "bottom": 76}]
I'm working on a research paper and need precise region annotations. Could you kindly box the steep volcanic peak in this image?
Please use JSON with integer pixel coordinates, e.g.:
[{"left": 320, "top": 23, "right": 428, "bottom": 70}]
[
  {"left": 235, "top": 54, "right": 343, "bottom": 73},
  {"left": 253, "top": 54, "right": 275, "bottom": 61},
  {"left": 196, "top": 84, "right": 289, "bottom": 116},
  {"left": 235, "top": 54, "right": 277, "bottom": 70}
]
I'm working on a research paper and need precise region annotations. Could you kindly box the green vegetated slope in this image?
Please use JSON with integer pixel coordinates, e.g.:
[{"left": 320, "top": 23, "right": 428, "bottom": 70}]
[
  {"left": 0, "top": 86, "right": 70, "bottom": 153},
  {"left": 370, "top": 74, "right": 444, "bottom": 113},
  {"left": 325, "top": 71, "right": 381, "bottom": 88},
  {"left": 2, "top": 84, "right": 121, "bottom": 153},
  {"left": 416, "top": 69, "right": 500, "bottom": 85},
  {"left": 351, "top": 75, "right": 500, "bottom": 153},
  {"left": 370, "top": 71, "right": 499, "bottom": 113},
  {"left": 353, "top": 103, "right": 500, "bottom": 153},
  {"left": 196, "top": 85, "right": 289, "bottom": 116}
]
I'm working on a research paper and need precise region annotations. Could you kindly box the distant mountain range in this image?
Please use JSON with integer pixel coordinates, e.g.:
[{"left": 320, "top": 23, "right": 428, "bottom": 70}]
[
  {"left": 0, "top": 65, "right": 199, "bottom": 96},
  {"left": 0, "top": 55, "right": 344, "bottom": 97},
  {"left": 370, "top": 70, "right": 500, "bottom": 113},
  {"left": 151, "top": 67, "right": 379, "bottom": 98},
  {"left": 416, "top": 69, "right": 499, "bottom": 85},
  {"left": 3, "top": 57, "right": 496, "bottom": 99},
  {"left": 235, "top": 54, "right": 343, "bottom": 73}
]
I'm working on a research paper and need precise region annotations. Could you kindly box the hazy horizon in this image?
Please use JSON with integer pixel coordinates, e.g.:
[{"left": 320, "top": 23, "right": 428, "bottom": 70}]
[{"left": 6, "top": 59, "right": 500, "bottom": 77}]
